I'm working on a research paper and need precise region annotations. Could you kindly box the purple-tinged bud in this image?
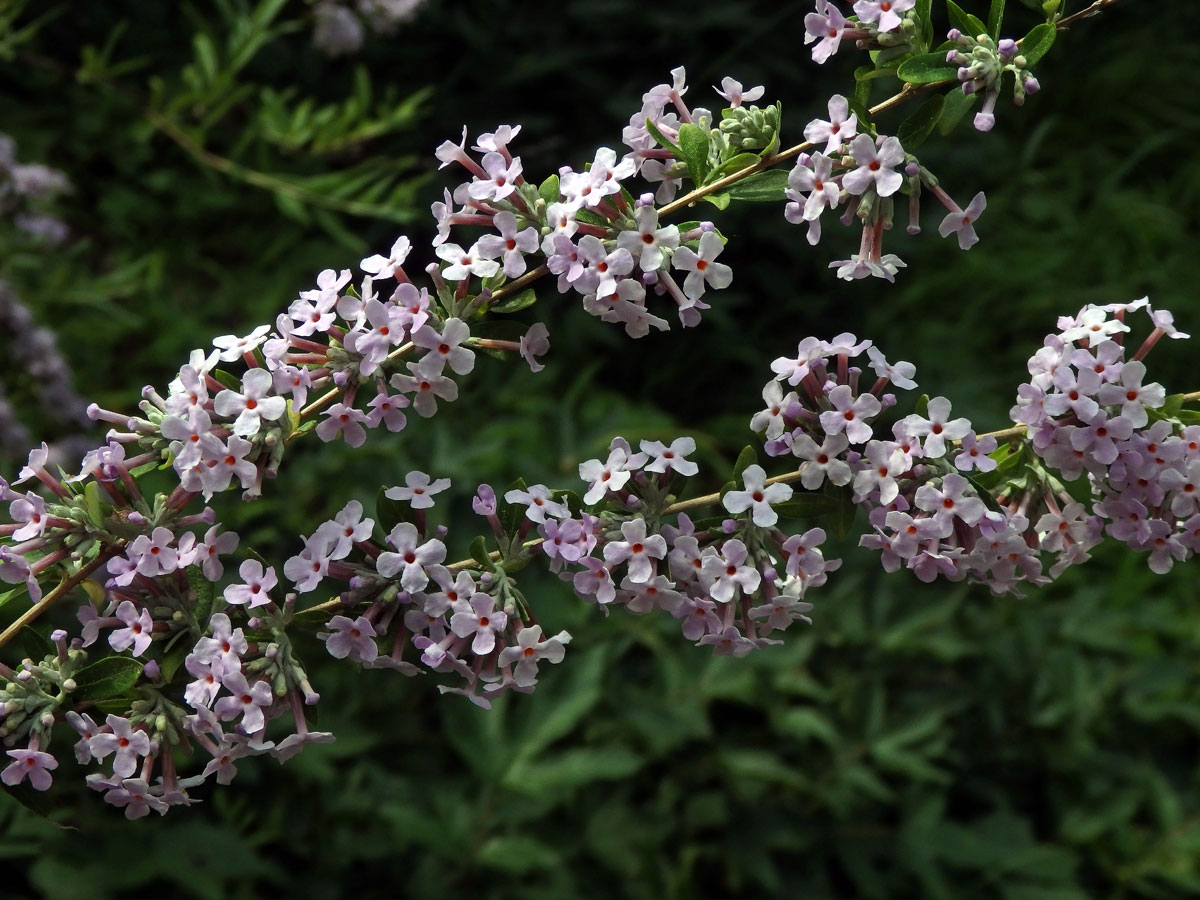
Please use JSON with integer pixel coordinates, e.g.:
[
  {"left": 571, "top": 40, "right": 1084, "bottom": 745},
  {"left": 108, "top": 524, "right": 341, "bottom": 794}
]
[
  {"left": 332, "top": 370, "right": 349, "bottom": 387},
  {"left": 200, "top": 507, "right": 216, "bottom": 524},
  {"left": 907, "top": 224, "right": 921, "bottom": 235},
  {"left": 304, "top": 690, "right": 320, "bottom": 705},
  {"left": 947, "top": 27, "right": 961, "bottom": 41},
  {"left": 721, "top": 518, "right": 738, "bottom": 533},
  {"left": 142, "top": 660, "right": 161, "bottom": 680},
  {"left": 998, "top": 38, "right": 1017, "bottom": 58},
  {"left": 435, "top": 525, "right": 449, "bottom": 540},
  {"left": 348, "top": 575, "right": 367, "bottom": 590},
  {"left": 1024, "top": 76, "right": 1040, "bottom": 95},
  {"left": 472, "top": 483, "right": 497, "bottom": 516},
  {"left": 40, "top": 712, "right": 55, "bottom": 729},
  {"left": 17, "top": 670, "right": 31, "bottom": 682},
  {"left": 128, "top": 510, "right": 146, "bottom": 525},
  {"left": 880, "top": 393, "right": 898, "bottom": 409},
  {"left": 50, "top": 629, "right": 67, "bottom": 643},
  {"left": 700, "top": 221, "right": 716, "bottom": 233},
  {"left": 479, "top": 571, "right": 494, "bottom": 587},
  {"left": 957, "top": 66, "right": 972, "bottom": 82},
  {"left": 641, "top": 270, "right": 659, "bottom": 286},
  {"left": 946, "top": 50, "right": 959, "bottom": 64},
  {"left": 86, "top": 403, "right": 101, "bottom": 420},
  {"left": 763, "top": 567, "right": 778, "bottom": 582},
  {"left": 636, "top": 192, "right": 655, "bottom": 208},
  {"left": 61, "top": 677, "right": 76, "bottom": 692},
  {"left": 905, "top": 162, "right": 920, "bottom": 177},
  {"left": 264, "top": 645, "right": 278, "bottom": 660},
  {"left": 961, "top": 81, "right": 976, "bottom": 95}
]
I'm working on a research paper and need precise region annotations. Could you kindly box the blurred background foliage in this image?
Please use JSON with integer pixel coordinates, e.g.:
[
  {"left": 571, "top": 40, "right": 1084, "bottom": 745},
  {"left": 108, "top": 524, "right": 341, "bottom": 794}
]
[{"left": 2, "top": 0, "right": 1200, "bottom": 897}]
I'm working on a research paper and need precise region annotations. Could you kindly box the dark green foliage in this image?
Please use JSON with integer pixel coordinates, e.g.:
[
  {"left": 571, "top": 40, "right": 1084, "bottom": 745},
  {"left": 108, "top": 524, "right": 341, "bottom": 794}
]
[{"left": 2, "top": 1, "right": 1200, "bottom": 898}]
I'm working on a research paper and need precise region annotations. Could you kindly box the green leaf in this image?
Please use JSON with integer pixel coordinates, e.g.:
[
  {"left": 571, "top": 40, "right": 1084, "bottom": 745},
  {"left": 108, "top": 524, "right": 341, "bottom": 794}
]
[
  {"left": 938, "top": 86, "right": 979, "bottom": 134},
  {"left": 72, "top": 657, "right": 143, "bottom": 702},
  {"left": 724, "top": 169, "right": 789, "bottom": 202},
  {"left": 186, "top": 564, "right": 215, "bottom": 622},
  {"left": 575, "top": 208, "right": 609, "bottom": 228},
  {"left": 21, "top": 626, "right": 54, "bottom": 663},
  {"left": 489, "top": 287, "right": 537, "bottom": 315},
  {"left": 375, "top": 484, "right": 413, "bottom": 536},
  {"left": 917, "top": 0, "right": 934, "bottom": 48},
  {"left": 897, "top": 93, "right": 945, "bottom": 150},
  {"left": 732, "top": 445, "right": 758, "bottom": 481},
  {"left": 0, "top": 588, "right": 18, "bottom": 613},
  {"left": 702, "top": 191, "right": 731, "bottom": 210},
  {"left": 476, "top": 836, "right": 558, "bottom": 874},
  {"left": 946, "top": 0, "right": 987, "bottom": 35},
  {"left": 988, "top": 0, "right": 1006, "bottom": 37},
  {"left": 211, "top": 368, "right": 241, "bottom": 391},
  {"left": 537, "top": 173, "right": 559, "bottom": 206},
  {"left": 709, "top": 152, "right": 759, "bottom": 180},
  {"left": 823, "top": 482, "right": 858, "bottom": 538},
  {"left": 677, "top": 122, "right": 711, "bottom": 185},
  {"left": 771, "top": 493, "right": 841, "bottom": 519},
  {"left": 644, "top": 116, "right": 681, "bottom": 154},
  {"left": 848, "top": 97, "right": 874, "bottom": 131},
  {"left": 84, "top": 481, "right": 107, "bottom": 527},
  {"left": 1019, "top": 22, "right": 1056, "bottom": 67},
  {"left": 896, "top": 53, "right": 958, "bottom": 84},
  {"left": 159, "top": 642, "right": 190, "bottom": 683}
]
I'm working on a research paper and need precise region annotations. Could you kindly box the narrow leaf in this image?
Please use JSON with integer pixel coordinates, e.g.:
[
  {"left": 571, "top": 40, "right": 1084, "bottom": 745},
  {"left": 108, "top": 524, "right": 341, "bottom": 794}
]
[
  {"left": 537, "top": 174, "right": 560, "bottom": 206},
  {"left": 897, "top": 93, "right": 946, "bottom": 150},
  {"left": 644, "top": 116, "right": 681, "bottom": 154},
  {"left": 1019, "top": 22, "right": 1055, "bottom": 67},
  {"left": 724, "top": 169, "right": 789, "bottom": 202},
  {"left": 896, "top": 53, "right": 958, "bottom": 84},
  {"left": 938, "top": 87, "right": 978, "bottom": 135},
  {"left": 988, "top": 0, "right": 1006, "bottom": 37},
  {"left": 733, "top": 446, "right": 758, "bottom": 481},
  {"left": 72, "top": 657, "right": 143, "bottom": 702},
  {"left": 677, "top": 123, "right": 712, "bottom": 185},
  {"left": 489, "top": 287, "right": 538, "bottom": 315}
]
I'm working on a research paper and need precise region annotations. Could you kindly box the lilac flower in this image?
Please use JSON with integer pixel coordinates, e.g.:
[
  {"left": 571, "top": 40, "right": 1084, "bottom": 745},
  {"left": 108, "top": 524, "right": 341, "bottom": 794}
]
[
  {"left": 8, "top": 492, "right": 47, "bottom": 541},
  {"left": 390, "top": 359, "right": 459, "bottom": 417},
  {"left": 109, "top": 600, "right": 154, "bottom": 656},
  {"left": 435, "top": 241, "right": 501, "bottom": 281},
  {"left": 505, "top": 483, "right": 569, "bottom": 524},
  {"left": 579, "top": 445, "right": 641, "bottom": 505},
  {"left": 89, "top": 715, "right": 151, "bottom": 778},
  {"left": 782, "top": 528, "right": 831, "bottom": 579},
  {"left": 215, "top": 672, "right": 274, "bottom": 733},
  {"left": 751, "top": 592, "right": 814, "bottom": 631},
  {"left": 616, "top": 206, "right": 680, "bottom": 272},
  {"left": 386, "top": 471, "right": 452, "bottom": 510},
  {"left": 284, "top": 533, "right": 336, "bottom": 592},
  {"left": 866, "top": 346, "right": 918, "bottom": 390},
  {"left": 804, "top": 0, "right": 849, "bottom": 64},
  {"left": 347, "top": 298, "right": 406, "bottom": 375},
  {"left": 722, "top": 464, "right": 794, "bottom": 527},
  {"left": 770, "top": 336, "right": 825, "bottom": 385},
  {"left": 193, "top": 613, "right": 248, "bottom": 676},
  {"left": 393, "top": 282, "right": 432, "bottom": 335},
  {"left": 1060, "top": 306, "right": 1130, "bottom": 345},
  {"left": 698, "top": 625, "right": 757, "bottom": 657},
  {"left": 1096, "top": 360, "right": 1165, "bottom": 428},
  {"left": 954, "top": 432, "right": 999, "bottom": 472},
  {"left": 126, "top": 526, "right": 183, "bottom": 578},
  {"left": 785, "top": 153, "right": 841, "bottom": 245},
  {"left": 603, "top": 518, "right": 668, "bottom": 583},
  {"left": 938, "top": 191, "right": 987, "bottom": 250},
  {"left": 468, "top": 151, "right": 522, "bottom": 202},
  {"left": 701, "top": 539, "right": 761, "bottom": 603},
  {"left": 214, "top": 368, "right": 287, "bottom": 437},
  {"left": 673, "top": 594, "right": 723, "bottom": 639},
  {"left": 413, "top": 318, "right": 476, "bottom": 376},
  {"left": 520, "top": 322, "right": 550, "bottom": 373},
  {"left": 376, "top": 522, "right": 447, "bottom": 593},
  {"left": 192, "top": 526, "right": 240, "bottom": 582},
  {"left": 902, "top": 397, "right": 973, "bottom": 458},
  {"left": 751, "top": 380, "right": 801, "bottom": 441},
  {"left": 803, "top": 95, "right": 857, "bottom": 154},
  {"left": 714, "top": 76, "right": 764, "bottom": 107},
  {"left": 819, "top": 384, "right": 882, "bottom": 444},
  {"left": 2, "top": 748, "right": 58, "bottom": 791},
  {"left": 213, "top": 324, "right": 271, "bottom": 362},
  {"left": 572, "top": 557, "right": 618, "bottom": 607},
  {"left": 316, "top": 402, "right": 370, "bottom": 447},
  {"left": 450, "top": 593, "right": 508, "bottom": 655},
  {"left": 791, "top": 432, "right": 853, "bottom": 489},
  {"left": 496, "top": 625, "right": 571, "bottom": 687},
  {"left": 360, "top": 235, "right": 411, "bottom": 279},
  {"left": 366, "top": 388, "right": 409, "bottom": 432},
  {"left": 1070, "top": 409, "right": 1134, "bottom": 465},
  {"left": 477, "top": 211, "right": 540, "bottom": 278},
  {"left": 914, "top": 474, "right": 988, "bottom": 535},
  {"left": 577, "top": 235, "right": 635, "bottom": 298},
  {"left": 160, "top": 408, "right": 224, "bottom": 469},
  {"left": 854, "top": 0, "right": 914, "bottom": 33},
  {"left": 184, "top": 654, "right": 223, "bottom": 708},
  {"left": 224, "top": 560, "right": 278, "bottom": 609},
  {"left": 853, "top": 441, "right": 908, "bottom": 504},
  {"left": 0, "top": 547, "right": 40, "bottom": 601},
  {"left": 842, "top": 134, "right": 906, "bottom": 198},
  {"left": 641, "top": 436, "right": 700, "bottom": 476},
  {"left": 320, "top": 615, "right": 379, "bottom": 662},
  {"left": 672, "top": 231, "right": 733, "bottom": 301},
  {"left": 621, "top": 575, "right": 684, "bottom": 614}
]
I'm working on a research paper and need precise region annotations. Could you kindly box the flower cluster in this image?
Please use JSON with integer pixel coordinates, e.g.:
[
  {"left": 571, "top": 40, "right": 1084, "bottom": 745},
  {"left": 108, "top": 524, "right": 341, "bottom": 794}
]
[
  {"left": 946, "top": 29, "right": 1040, "bottom": 132},
  {"left": 804, "top": 0, "right": 921, "bottom": 66},
  {"left": 1012, "top": 300, "right": 1197, "bottom": 574}
]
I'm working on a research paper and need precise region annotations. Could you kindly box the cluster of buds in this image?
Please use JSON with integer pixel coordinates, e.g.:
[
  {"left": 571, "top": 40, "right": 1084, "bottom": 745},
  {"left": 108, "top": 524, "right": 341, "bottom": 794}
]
[{"left": 947, "top": 29, "right": 1041, "bottom": 132}]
